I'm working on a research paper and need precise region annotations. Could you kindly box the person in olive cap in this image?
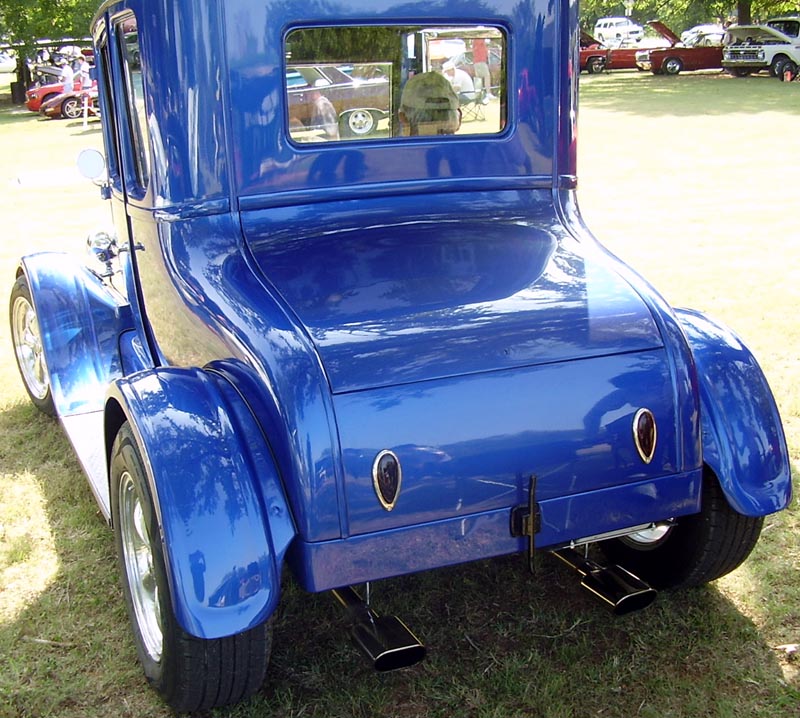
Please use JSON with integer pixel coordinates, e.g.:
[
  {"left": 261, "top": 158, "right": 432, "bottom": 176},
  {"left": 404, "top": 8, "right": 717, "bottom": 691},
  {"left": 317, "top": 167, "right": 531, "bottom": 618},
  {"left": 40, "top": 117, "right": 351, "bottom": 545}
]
[{"left": 398, "top": 71, "right": 462, "bottom": 136}]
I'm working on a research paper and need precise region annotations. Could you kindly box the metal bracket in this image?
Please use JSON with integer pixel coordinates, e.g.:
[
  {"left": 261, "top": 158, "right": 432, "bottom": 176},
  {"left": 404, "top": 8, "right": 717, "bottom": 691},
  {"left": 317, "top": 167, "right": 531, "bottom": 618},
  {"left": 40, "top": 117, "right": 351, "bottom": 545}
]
[{"left": 510, "top": 475, "right": 541, "bottom": 574}]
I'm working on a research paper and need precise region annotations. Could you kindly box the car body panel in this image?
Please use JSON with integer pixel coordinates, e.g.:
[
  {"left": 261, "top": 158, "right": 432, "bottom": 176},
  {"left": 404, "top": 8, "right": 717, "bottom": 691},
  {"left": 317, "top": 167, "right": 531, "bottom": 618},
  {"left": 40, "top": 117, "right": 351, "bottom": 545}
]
[
  {"left": 676, "top": 309, "right": 792, "bottom": 516},
  {"left": 638, "top": 32, "right": 724, "bottom": 74},
  {"left": 723, "top": 21, "right": 800, "bottom": 72},
  {"left": 26, "top": 79, "right": 93, "bottom": 112},
  {"left": 9, "top": 0, "right": 792, "bottom": 647},
  {"left": 109, "top": 367, "right": 295, "bottom": 639}
]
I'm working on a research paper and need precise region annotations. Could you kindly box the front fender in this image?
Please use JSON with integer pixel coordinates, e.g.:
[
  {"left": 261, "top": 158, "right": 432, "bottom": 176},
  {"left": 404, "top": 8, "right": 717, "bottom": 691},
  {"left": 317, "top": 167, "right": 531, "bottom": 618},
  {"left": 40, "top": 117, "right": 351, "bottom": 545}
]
[
  {"left": 19, "top": 252, "right": 132, "bottom": 416},
  {"left": 677, "top": 309, "right": 791, "bottom": 516},
  {"left": 107, "top": 367, "right": 295, "bottom": 639}
]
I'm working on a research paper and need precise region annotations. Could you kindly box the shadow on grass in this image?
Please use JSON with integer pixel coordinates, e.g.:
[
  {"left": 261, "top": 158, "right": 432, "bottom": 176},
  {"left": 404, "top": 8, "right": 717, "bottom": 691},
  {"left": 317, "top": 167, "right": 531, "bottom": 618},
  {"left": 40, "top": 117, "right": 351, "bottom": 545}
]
[
  {"left": 0, "top": 403, "right": 172, "bottom": 718},
  {"left": 1, "top": 396, "right": 796, "bottom": 717},
  {"left": 580, "top": 71, "right": 800, "bottom": 117}
]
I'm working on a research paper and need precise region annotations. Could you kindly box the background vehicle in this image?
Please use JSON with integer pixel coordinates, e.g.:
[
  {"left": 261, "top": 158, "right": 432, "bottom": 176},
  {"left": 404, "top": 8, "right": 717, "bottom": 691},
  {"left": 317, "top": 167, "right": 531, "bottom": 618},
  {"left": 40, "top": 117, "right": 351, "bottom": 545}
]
[
  {"left": 287, "top": 63, "right": 391, "bottom": 138},
  {"left": 681, "top": 23, "right": 724, "bottom": 44},
  {"left": 723, "top": 17, "right": 800, "bottom": 77},
  {"left": 39, "top": 87, "right": 99, "bottom": 119},
  {"left": 580, "top": 31, "right": 607, "bottom": 73},
  {"left": 9, "top": 0, "right": 791, "bottom": 713},
  {"left": 25, "top": 78, "right": 93, "bottom": 112},
  {"left": 593, "top": 17, "right": 644, "bottom": 45},
  {"left": 636, "top": 22, "right": 724, "bottom": 75}
]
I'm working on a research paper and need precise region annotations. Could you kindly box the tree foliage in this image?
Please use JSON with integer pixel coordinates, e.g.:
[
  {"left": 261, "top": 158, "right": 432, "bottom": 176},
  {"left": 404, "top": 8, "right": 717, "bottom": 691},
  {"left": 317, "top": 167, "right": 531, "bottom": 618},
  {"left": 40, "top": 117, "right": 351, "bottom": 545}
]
[
  {"left": 0, "top": 0, "right": 97, "bottom": 49},
  {"left": 579, "top": 0, "right": 799, "bottom": 32}
]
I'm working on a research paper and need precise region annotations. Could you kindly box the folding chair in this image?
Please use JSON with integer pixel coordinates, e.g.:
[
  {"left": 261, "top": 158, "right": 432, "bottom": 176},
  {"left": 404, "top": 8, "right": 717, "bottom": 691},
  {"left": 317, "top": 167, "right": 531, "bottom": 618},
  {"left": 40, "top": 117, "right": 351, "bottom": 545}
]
[{"left": 458, "top": 78, "right": 486, "bottom": 122}]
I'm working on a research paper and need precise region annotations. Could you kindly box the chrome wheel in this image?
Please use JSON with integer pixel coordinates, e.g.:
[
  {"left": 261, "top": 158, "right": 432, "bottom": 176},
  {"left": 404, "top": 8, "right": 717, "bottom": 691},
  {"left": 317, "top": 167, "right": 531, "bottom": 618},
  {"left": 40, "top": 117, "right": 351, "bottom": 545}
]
[
  {"left": 11, "top": 290, "right": 50, "bottom": 402},
  {"left": 620, "top": 523, "right": 673, "bottom": 547},
  {"left": 118, "top": 469, "right": 163, "bottom": 662},
  {"left": 346, "top": 109, "right": 376, "bottom": 136}
]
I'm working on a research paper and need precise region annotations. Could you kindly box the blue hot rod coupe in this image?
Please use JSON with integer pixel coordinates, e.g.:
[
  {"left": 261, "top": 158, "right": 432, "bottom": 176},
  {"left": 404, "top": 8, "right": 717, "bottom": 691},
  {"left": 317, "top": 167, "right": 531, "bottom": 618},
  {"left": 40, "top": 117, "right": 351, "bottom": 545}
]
[{"left": 9, "top": 0, "right": 791, "bottom": 711}]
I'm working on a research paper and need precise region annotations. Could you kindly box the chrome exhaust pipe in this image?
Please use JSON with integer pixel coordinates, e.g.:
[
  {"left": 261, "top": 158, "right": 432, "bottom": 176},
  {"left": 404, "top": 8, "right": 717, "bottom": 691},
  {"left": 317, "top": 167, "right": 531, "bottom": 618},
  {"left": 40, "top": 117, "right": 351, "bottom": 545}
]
[
  {"left": 332, "top": 586, "right": 426, "bottom": 671},
  {"left": 551, "top": 548, "right": 657, "bottom": 616}
]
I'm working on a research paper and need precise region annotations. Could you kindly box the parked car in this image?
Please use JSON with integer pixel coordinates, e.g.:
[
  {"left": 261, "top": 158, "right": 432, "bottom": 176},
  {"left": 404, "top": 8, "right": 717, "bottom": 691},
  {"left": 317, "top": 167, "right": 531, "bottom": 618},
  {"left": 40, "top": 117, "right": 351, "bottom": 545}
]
[
  {"left": 39, "top": 87, "right": 99, "bottom": 119},
  {"left": 680, "top": 23, "right": 724, "bottom": 44},
  {"left": 636, "top": 22, "right": 724, "bottom": 75},
  {"left": 580, "top": 31, "right": 607, "bottom": 73},
  {"left": 593, "top": 17, "right": 644, "bottom": 46},
  {"left": 723, "top": 17, "right": 800, "bottom": 78},
  {"left": 26, "top": 79, "right": 93, "bottom": 112},
  {"left": 0, "top": 51, "right": 16, "bottom": 73},
  {"left": 287, "top": 63, "right": 391, "bottom": 138},
  {"left": 10, "top": 0, "right": 791, "bottom": 713}
]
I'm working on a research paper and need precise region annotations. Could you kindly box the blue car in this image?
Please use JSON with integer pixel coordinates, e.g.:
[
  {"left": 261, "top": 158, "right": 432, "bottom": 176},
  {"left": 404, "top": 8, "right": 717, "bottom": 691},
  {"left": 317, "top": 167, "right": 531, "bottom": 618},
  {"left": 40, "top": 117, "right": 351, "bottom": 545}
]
[{"left": 9, "top": 0, "right": 791, "bottom": 712}]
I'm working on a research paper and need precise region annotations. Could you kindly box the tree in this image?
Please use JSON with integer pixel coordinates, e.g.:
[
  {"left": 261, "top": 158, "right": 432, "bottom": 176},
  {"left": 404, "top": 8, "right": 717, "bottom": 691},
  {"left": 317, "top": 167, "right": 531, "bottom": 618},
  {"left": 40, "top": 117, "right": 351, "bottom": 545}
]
[
  {"left": 0, "top": 0, "right": 97, "bottom": 86},
  {"left": 0, "top": 0, "right": 97, "bottom": 47}
]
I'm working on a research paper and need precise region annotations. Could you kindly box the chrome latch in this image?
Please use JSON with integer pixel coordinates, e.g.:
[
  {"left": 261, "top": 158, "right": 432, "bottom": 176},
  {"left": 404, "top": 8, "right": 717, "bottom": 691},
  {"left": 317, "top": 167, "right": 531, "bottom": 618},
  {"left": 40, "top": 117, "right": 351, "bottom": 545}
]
[{"left": 510, "top": 475, "right": 541, "bottom": 574}]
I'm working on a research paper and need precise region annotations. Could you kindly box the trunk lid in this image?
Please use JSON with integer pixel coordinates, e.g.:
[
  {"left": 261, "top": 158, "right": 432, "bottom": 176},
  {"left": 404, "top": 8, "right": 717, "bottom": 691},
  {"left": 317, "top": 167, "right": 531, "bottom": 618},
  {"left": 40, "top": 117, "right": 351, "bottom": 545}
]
[{"left": 244, "top": 214, "right": 664, "bottom": 393}]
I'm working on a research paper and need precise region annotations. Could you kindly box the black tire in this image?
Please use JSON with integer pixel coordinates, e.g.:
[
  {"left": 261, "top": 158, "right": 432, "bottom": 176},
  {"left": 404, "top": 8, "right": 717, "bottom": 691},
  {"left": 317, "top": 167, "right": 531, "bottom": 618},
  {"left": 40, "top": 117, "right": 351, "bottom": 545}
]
[
  {"left": 587, "top": 56, "right": 604, "bottom": 74},
  {"left": 9, "top": 274, "right": 56, "bottom": 416},
  {"left": 110, "top": 423, "right": 273, "bottom": 712},
  {"left": 770, "top": 56, "right": 788, "bottom": 77},
  {"left": 61, "top": 96, "right": 82, "bottom": 120},
  {"left": 600, "top": 469, "right": 763, "bottom": 590},
  {"left": 662, "top": 57, "right": 683, "bottom": 76},
  {"left": 779, "top": 60, "right": 797, "bottom": 81}
]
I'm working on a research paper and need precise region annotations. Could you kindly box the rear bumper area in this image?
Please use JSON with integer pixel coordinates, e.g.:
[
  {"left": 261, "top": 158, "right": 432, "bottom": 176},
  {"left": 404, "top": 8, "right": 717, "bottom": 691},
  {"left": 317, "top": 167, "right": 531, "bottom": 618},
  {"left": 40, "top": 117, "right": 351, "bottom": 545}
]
[{"left": 290, "top": 469, "right": 702, "bottom": 591}]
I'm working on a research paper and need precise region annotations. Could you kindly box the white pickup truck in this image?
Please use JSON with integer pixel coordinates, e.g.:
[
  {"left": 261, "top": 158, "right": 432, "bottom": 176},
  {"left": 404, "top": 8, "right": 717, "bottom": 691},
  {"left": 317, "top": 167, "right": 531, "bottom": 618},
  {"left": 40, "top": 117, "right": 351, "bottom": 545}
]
[{"left": 723, "top": 17, "right": 800, "bottom": 78}]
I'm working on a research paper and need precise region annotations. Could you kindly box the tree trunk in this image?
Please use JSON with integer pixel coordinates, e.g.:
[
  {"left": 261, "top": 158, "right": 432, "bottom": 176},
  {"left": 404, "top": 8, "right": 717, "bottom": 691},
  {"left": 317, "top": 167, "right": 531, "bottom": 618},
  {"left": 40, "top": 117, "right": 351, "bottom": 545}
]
[{"left": 737, "top": 0, "right": 751, "bottom": 24}]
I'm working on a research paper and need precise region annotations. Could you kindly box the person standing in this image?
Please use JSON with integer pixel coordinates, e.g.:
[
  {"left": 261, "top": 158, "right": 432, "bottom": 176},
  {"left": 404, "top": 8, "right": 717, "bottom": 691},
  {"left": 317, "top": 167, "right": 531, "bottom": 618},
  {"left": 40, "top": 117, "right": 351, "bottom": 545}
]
[
  {"left": 308, "top": 89, "right": 340, "bottom": 141},
  {"left": 472, "top": 38, "right": 493, "bottom": 100},
  {"left": 78, "top": 56, "right": 92, "bottom": 91},
  {"left": 59, "top": 60, "right": 75, "bottom": 93}
]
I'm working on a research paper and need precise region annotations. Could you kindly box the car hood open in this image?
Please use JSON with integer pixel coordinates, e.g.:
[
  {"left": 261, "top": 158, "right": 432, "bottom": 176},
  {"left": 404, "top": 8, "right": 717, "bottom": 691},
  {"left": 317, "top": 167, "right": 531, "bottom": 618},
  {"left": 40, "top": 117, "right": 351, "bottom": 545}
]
[
  {"left": 647, "top": 21, "right": 681, "bottom": 46},
  {"left": 725, "top": 25, "right": 795, "bottom": 43},
  {"left": 243, "top": 209, "right": 664, "bottom": 394}
]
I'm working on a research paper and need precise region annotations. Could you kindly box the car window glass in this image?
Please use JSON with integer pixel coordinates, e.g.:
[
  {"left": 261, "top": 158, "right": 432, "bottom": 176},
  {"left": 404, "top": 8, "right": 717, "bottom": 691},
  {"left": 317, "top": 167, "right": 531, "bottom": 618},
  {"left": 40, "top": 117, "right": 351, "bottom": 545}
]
[
  {"left": 116, "top": 14, "right": 150, "bottom": 188},
  {"left": 95, "top": 27, "right": 120, "bottom": 183},
  {"left": 285, "top": 25, "right": 506, "bottom": 144}
]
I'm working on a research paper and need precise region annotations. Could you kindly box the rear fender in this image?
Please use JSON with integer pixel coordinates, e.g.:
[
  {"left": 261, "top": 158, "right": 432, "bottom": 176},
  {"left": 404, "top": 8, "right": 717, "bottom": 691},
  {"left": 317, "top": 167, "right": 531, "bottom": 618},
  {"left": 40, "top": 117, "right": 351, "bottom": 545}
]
[
  {"left": 18, "top": 253, "right": 133, "bottom": 415},
  {"left": 677, "top": 309, "right": 791, "bottom": 516},
  {"left": 107, "top": 367, "right": 295, "bottom": 639}
]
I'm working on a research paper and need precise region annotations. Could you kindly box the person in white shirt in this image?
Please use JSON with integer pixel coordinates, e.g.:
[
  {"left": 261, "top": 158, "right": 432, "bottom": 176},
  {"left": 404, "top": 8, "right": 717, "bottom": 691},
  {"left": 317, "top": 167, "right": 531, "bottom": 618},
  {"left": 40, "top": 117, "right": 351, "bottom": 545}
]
[
  {"left": 441, "top": 61, "right": 475, "bottom": 104},
  {"left": 59, "top": 60, "right": 75, "bottom": 93}
]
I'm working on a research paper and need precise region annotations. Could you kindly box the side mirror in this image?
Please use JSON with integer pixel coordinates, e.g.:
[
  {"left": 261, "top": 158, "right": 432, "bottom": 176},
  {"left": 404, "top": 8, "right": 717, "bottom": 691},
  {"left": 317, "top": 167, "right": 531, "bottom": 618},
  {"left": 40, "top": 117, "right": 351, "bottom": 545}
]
[{"left": 77, "top": 148, "right": 111, "bottom": 199}]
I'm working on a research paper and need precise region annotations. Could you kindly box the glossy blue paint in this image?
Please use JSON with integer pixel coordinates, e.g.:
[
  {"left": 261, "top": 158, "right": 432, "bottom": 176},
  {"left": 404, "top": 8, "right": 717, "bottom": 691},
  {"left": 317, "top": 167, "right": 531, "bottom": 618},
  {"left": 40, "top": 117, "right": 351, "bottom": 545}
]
[
  {"left": 242, "top": 191, "right": 664, "bottom": 393},
  {"left": 676, "top": 309, "right": 792, "bottom": 515},
  {"left": 20, "top": 252, "right": 132, "bottom": 416},
  {"left": 222, "top": 0, "right": 557, "bottom": 202},
  {"left": 292, "top": 469, "right": 702, "bottom": 592},
  {"left": 9, "top": 0, "right": 791, "bottom": 649},
  {"left": 108, "top": 367, "right": 295, "bottom": 639}
]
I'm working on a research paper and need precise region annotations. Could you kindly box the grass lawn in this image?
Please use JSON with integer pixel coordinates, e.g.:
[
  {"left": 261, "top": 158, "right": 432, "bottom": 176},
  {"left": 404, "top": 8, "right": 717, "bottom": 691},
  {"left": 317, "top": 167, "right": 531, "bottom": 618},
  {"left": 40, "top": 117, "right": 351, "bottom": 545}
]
[{"left": 0, "top": 69, "right": 798, "bottom": 718}]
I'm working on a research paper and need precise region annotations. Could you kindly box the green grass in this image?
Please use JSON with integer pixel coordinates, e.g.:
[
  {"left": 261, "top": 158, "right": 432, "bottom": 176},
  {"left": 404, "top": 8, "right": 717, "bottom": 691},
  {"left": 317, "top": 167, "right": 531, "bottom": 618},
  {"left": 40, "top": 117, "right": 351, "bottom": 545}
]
[{"left": 0, "top": 69, "right": 798, "bottom": 718}]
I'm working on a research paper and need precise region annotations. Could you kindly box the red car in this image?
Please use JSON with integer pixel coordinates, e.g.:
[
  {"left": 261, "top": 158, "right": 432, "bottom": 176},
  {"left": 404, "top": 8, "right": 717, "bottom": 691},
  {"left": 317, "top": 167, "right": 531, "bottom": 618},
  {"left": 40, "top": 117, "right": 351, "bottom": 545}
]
[
  {"left": 636, "top": 22, "right": 724, "bottom": 75},
  {"left": 580, "top": 31, "right": 607, "bottom": 73},
  {"left": 25, "top": 79, "right": 93, "bottom": 112},
  {"left": 39, "top": 88, "right": 99, "bottom": 120},
  {"left": 579, "top": 31, "right": 666, "bottom": 72}
]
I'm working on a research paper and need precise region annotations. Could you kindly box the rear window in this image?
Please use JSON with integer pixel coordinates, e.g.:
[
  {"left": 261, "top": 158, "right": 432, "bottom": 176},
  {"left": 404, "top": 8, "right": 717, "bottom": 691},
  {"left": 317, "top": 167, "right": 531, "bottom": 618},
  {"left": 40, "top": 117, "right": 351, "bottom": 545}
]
[{"left": 285, "top": 25, "right": 506, "bottom": 144}]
